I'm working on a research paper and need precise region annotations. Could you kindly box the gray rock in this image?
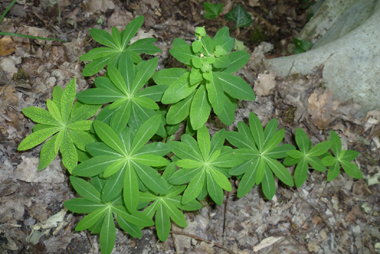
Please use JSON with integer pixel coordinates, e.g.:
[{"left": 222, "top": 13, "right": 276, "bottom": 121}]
[{"left": 266, "top": 0, "right": 380, "bottom": 117}]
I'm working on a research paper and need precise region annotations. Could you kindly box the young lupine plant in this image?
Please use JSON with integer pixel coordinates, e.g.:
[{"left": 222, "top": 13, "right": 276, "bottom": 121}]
[
  {"left": 321, "top": 130, "right": 362, "bottom": 181},
  {"left": 80, "top": 16, "right": 161, "bottom": 76},
  {"left": 226, "top": 113, "right": 295, "bottom": 200},
  {"left": 140, "top": 162, "right": 202, "bottom": 241},
  {"left": 168, "top": 125, "right": 243, "bottom": 205},
  {"left": 72, "top": 115, "right": 170, "bottom": 214},
  {"left": 18, "top": 78, "right": 100, "bottom": 173},
  {"left": 283, "top": 128, "right": 331, "bottom": 188},
  {"left": 64, "top": 176, "right": 153, "bottom": 254},
  {"left": 153, "top": 26, "right": 255, "bottom": 130},
  {"left": 76, "top": 55, "right": 166, "bottom": 135}
]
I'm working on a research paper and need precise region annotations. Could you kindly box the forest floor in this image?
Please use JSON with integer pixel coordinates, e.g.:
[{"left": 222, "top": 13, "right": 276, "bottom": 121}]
[{"left": 0, "top": 0, "right": 379, "bottom": 253}]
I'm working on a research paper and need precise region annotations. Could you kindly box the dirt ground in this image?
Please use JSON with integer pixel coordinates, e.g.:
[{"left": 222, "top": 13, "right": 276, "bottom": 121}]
[{"left": 0, "top": 0, "right": 379, "bottom": 253}]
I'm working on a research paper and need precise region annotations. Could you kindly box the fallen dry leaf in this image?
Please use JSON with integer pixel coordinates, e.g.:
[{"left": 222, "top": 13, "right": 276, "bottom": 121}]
[
  {"left": 308, "top": 88, "right": 339, "bottom": 129},
  {"left": 0, "top": 36, "right": 16, "bottom": 56},
  {"left": 254, "top": 72, "right": 276, "bottom": 96}
]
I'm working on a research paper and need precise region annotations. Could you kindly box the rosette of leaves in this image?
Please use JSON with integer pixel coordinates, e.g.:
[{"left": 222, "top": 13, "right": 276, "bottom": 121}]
[
  {"left": 283, "top": 128, "right": 331, "bottom": 188},
  {"left": 79, "top": 16, "right": 161, "bottom": 76},
  {"left": 321, "top": 130, "right": 362, "bottom": 181},
  {"left": 167, "top": 125, "right": 242, "bottom": 205},
  {"left": 76, "top": 54, "right": 166, "bottom": 135},
  {"left": 139, "top": 162, "right": 202, "bottom": 241},
  {"left": 72, "top": 115, "right": 171, "bottom": 214},
  {"left": 153, "top": 26, "right": 255, "bottom": 130},
  {"left": 226, "top": 113, "right": 295, "bottom": 200},
  {"left": 18, "top": 78, "right": 100, "bottom": 173},
  {"left": 64, "top": 176, "right": 153, "bottom": 254}
]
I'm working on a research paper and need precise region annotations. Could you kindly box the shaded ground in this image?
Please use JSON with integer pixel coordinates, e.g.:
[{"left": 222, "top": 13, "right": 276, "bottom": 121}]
[{"left": 0, "top": 0, "right": 379, "bottom": 253}]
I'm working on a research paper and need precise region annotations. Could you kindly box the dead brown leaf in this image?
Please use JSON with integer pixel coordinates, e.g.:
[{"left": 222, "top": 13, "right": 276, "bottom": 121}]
[
  {"left": 254, "top": 72, "right": 276, "bottom": 96},
  {"left": 307, "top": 88, "right": 339, "bottom": 129},
  {"left": 0, "top": 36, "right": 16, "bottom": 56},
  {"left": 345, "top": 206, "right": 364, "bottom": 224},
  {"left": 0, "top": 85, "right": 18, "bottom": 106}
]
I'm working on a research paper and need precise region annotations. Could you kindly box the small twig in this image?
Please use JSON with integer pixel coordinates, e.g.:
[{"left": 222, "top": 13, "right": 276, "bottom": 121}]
[
  {"left": 170, "top": 230, "right": 236, "bottom": 254},
  {"left": 251, "top": 10, "right": 278, "bottom": 34},
  {"left": 296, "top": 190, "right": 335, "bottom": 234},
  {"left": 361, "top": 202, "right": 376, "bottom": 254},
  {"left": 171, "top": 224, "right": 179, "bottom": 254},
  {"left": 223, "top": 190, "right": 231, "bottom": 245}
]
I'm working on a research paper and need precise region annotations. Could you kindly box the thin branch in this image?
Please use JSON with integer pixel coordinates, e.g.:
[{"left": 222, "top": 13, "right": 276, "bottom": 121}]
[{"left": 170, "top": 230, "right": 236, "bottom": 254}]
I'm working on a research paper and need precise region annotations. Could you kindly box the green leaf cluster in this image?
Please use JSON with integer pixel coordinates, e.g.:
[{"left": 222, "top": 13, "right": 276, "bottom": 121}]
[
  {"left": 64, "top": 176, "right": 153, "bottom": 254},
  {"left": 153, "top": 26, "right": 254, "bottom": 130},
  {"left": 140, "top": 162, "right": 202, "bottom": 241},
  {"left": 17, "top": 18, "right": 362, "bottom": 254},
  {"left": 284, "top": 128, "right": 330, "bottom": 187},
  {"left": 18, "top": 78, "right": 100, "bottom": 172},
  {"left": 168, "top": 125, "right": 242, "bottom": 205},
  {"left": 227, "top": 113, "right": 295, "bottom": 199},
  {"left": 80, "top": 16, "right": 161, "bottom": 76}
]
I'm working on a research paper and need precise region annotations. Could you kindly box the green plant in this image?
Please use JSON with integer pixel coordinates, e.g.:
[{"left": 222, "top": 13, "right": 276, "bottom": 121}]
[
  {"left": 79, "top": 16, "right": 161, "bottom": 76},
  {"left": 292, "top": 38, "right": 312, "bottom": 54},
  {"left": 17, "top": 18, "right": 363, "bottom": 254},
  {"left": 168, "top": 125, "right": 242, "bottom": 205},
  {"left": 73, "top": 115, "right": 169, "bottom": 213},
  {"left": 203, "top": 2, "right": 223, "bottom": 20},
  {"left": 18, "top": 79, "right": 100, "bottom": 172},
  {"left": 153, "top": 26, "right": 254, "bottom": 130},
  {"left": 64, "top": 176, "right": 153, "bottom": 254},
  {"left": 321, "top": 130, "right": 362, "bottom": 181},
  {"left": 284, "top": 128, "right": 331, "bottom": 187},
  {"left": 226, "top": 113, "right": 295, "bottom": 199},
  {"left": 140, "top": 162, "right": 202, "bottom": 241},
  {"left": 0, "top": 0, "right": 65, "bottom": 42},
  {"left": 224, "top": 3, "right": 252, "bottom": 28},
  {"left": 76, "top": 54, "right": 165, "bottom": 134}
]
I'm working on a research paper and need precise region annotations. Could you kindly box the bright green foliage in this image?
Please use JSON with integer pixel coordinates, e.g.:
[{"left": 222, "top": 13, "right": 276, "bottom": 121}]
[
  {"left": 79, "top": 16, "right": 161, "bottom": 76},
  {"left": 168, "top": 125, "right": 242, "bottom": 205},
  {"left": 284, "top": 128, "right": 331, "bottom": 188},
  {"left": 140, "top": 162, "right": 202, "bottom": 241},
  {"left": 226, "top": 113, "right": 295, "bottom": 200},
  {"left": 76, "top": 55, "right": 165, "bottom": 135},
  {"left": 203, "top": 2, "right": 223, "bottom": 20},
  {"left": 18, "top": 78, "right": 100, "bottom": 172},
  {"left": 321, "top": 130, "right": 362, "bottom": 181},
  {"left": 72, "top": 115, "right": 170, "bottom": 213},
  {"left": 293, "top": 38, "right": 312, "bottom": 54},
  {"left": 64, "top": 176, "right": 153, "bottom": 254},
  {"left": 16, "top": 17, "right": 360, "bottom": 253},
  {"left": 154, "top": 26, "right": 254, "bottom": 130},
  {"left": 224, "top": 4, "right": 252, "bottom": 28}
]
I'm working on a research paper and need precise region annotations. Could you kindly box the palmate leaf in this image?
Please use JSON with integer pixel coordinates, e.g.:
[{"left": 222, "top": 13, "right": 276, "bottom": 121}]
[
  {"left": 168, "top": 126, "right": 241, "bottom": 205},
  {"left": 80, "top": 16, "right": 161, "bottom": 76},
  {"left": 140, "top": 163, "right": 202, "bottom": 242},
  {"left": 64, "top": 176, "right": 153, "bottom": 254},
  {"left": 285, "top": 128, "right": 331, "bottom": 188},
  {"left": 321, "top": 130, "right": 362, "bottom": 181},
  {"left": 77, "top": 55, "right": 162, "bottom": 135},
  {"left": 227, "top": 113, "right": 295, "bottom": 200},
  {"left": 18, "top": 78, "right": 100, "bottom": 172},
  {"left": 73, "top": 115, "right": 169, "bottom": 213}
]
